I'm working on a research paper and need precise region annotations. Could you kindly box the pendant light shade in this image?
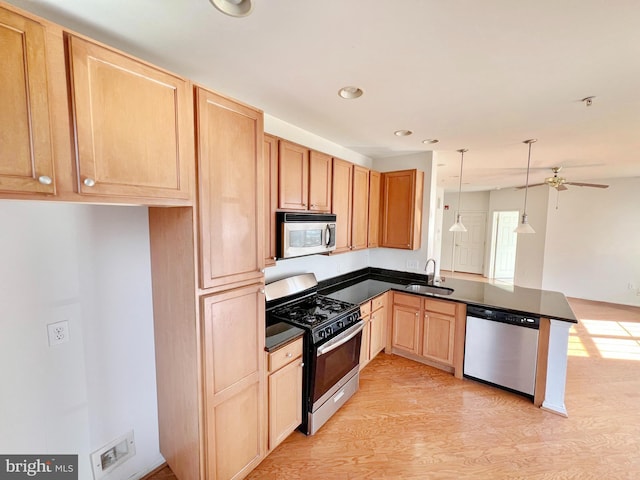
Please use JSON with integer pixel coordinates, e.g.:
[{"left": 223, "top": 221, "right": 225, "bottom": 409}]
[
  {"left": 515, "top": 139, "right": 536, "bottom": 234},
  {"left": 449, "top": 149, "right": 468, "bottom": 233}
]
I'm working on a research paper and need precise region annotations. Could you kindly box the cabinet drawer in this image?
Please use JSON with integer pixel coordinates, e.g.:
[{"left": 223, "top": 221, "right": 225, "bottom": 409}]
[
  {"left": 372, "top": 293, "right": 386, "bottom": 311},
  {"left": 360, "top": 301, "right": 372, "bottom": 316},
  {"left": 424, "top": 298, "right": 457, "bottom": 316},
  {"left": 268, "top": 337, "right": 303, "bottom": 373},
  {"left": 393, "top": 292, "right": 422, "bottom": 309}
]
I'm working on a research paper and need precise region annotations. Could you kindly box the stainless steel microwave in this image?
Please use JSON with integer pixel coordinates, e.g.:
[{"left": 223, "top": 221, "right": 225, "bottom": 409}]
[{"left": 277, "top": 212, "right": 337, "bottom": 259}]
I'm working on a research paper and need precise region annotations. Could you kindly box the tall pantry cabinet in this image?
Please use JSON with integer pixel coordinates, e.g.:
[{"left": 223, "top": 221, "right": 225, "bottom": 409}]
[{"left": 149, "top": 87, "right": 265, "bottom": 480}]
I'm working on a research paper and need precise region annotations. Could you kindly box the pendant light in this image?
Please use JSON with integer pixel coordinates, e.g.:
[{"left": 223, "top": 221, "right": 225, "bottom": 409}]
[
  {"left": 514, "top": 139, "right": 537, "bottom": 234},
  {"left": 449, "top": 148, "right": 468, "bottom": 232}
]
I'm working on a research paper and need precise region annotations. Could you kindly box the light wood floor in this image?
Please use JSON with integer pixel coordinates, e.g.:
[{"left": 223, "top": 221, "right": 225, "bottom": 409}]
[{"left": 147, "top": 296, "right": 640, "bottom": 480}]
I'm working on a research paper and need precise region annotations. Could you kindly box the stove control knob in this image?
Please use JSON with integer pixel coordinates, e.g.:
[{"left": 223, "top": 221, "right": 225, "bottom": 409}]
[
  {"left": 337, "top": 320, "right": 344, "bottom": 328},
  {"left": 318, "top": 330, "right": 325, "bottom": 339},
  {"left": 325, "top": 326, "right": 333, "bottom": 336}
]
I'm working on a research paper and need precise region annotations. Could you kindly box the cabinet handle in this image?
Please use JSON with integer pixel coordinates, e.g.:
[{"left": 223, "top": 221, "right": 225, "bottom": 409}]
[
  {"left": 83, "top": 177, "right": 96, "bottom": 187},
  {"left": 38, "top": 175, "right": 52, "bottom": 185},
  {"left": 286, "top": 352, "right": 292, "bottom": 358}
]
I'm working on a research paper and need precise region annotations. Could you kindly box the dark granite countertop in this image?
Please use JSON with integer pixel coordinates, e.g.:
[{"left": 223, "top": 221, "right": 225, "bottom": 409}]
[
  {"left": 265, "top": 322, "right": 305, "bottom": 352},
  {"left": 318, "top": 268, "right": 577, "bottom": 323}
]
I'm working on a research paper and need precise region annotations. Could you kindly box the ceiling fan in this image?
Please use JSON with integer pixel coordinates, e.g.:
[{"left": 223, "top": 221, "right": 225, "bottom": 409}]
[{"left": 518, "top": 167, "right": 609, "bottom": 191}]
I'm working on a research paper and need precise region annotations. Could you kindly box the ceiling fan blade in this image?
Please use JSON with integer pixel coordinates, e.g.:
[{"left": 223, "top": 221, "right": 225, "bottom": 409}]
[
  {"left": 565, "top": 182, "right": 609, "bottom": 189},
  {"left": 557, "top": 184, "right": 569, "bottom": 191},
  {"left": 515, "top": 183, "right": 546, "bottom": 190}
]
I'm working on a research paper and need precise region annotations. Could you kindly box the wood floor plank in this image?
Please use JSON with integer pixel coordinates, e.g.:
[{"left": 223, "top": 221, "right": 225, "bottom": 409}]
[{"left": 148, "top": 296, "right": 640, "bottom": 480}]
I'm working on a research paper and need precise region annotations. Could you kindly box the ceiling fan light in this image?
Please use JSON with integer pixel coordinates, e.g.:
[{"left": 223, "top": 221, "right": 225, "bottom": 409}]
[
  {"left": 449, "top": 214, "right": 467, "bottom": 232},
  {"left": 514, "top": 213, "right": 535, "bottom": 234}
]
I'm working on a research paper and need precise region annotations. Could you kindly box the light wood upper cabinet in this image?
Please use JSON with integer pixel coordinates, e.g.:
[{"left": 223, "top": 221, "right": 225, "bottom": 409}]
[
  {"left": 196, "top": 87, "right": 264, "bottom": 291},
  {"left": 380, "top": 169, "right": 424, "bottom": 250},
  {"left": 278, "top": 140, "right": 308, "bottom": 210},
  {"left": 66, "top": 35, "right": 193, "bottom": 200},
  {"left": 0, "top": 7, "right": 55, "bottom": 195},
  {"left": 267, "top": 337, "right": 303, "bottom": 451},
  {"left": 308, "top": 150, "right": 332, "bottom": 212},
  {"left": 331, "top": 158, "right": 353, "bottom": 253},
  {"left": 278, "top": 140, "right": 331, "bottom": 212},
  {"left": 367, "top": 170, "right": 381, "bottom": 248},
  {"left": 202, "top": 284, "right": 266, "bottom": 480},
  {"left": 351, "top": 165, "right": 370, "bottom": 251},
  {"left": 264, "top": 134, "right": 278, "bottom": 267}
]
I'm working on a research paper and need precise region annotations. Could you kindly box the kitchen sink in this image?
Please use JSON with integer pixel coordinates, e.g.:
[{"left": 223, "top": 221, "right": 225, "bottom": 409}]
[{"left": 404, "top": 284, "right": 454, "bottom": 296}]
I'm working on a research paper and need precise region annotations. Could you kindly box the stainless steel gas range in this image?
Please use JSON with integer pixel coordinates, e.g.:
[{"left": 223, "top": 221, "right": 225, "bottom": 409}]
[{"left": 265, "top": 273, "right": 363, "bottom": 435}]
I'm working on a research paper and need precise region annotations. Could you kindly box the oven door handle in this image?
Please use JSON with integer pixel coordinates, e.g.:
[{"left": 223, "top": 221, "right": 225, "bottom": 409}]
[{"left": 316, "top": 321, "right": 364, "bottom": 357}]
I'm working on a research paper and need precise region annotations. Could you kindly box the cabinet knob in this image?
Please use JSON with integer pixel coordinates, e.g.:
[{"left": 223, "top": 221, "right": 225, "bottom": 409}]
[
  {"left": 273, "top": 256, "right": 277, "bottom": 261},
  {"left": 299, "top": 362, "right": 305, "bottom": 367},
  {"left": 310, "top": 204, "right": 316, "bottom": 207},
  {"left": 415, "top": 312, "right": 419, "bottom": 317},
  {"left": 38, "top": 175, "right": 52, "bottom": 185},
  {"left": 260, "top": 269, "right": 265, "bottom": 273},
  {"left": 259, "top": 288, "right": 265, "bottom": 294},
  {"left": 286, "top": 352, "right": 292, "bottom": 358},
  {"left": 83, "top": 177, "right": 96, "bottom": 187}
]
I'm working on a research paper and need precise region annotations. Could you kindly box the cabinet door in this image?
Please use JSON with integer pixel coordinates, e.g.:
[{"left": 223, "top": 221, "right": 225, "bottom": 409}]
[
  {"left": 351, "top": 165, "right": 370, "bottom": 250},
  {"left": 0, "top": 8, "right": 55, "bottom": 195},
  {"left": 268, "top": 355, "right": 303, "bottom": 450},
  {"left": 202, "top": 285, "right": 266, "bottom": 480},
  {"left": 308, "top": 150, "right": 332, "bottom": 212},
  {"left": 264, "top": 134, "right": 278, "bottom": 266},
  {"left": 67, "top": 35, "right": 193, "bottom": 200},
  {"left": 422, "top": 312, "right": 455, "bottom": 366},
  {"left": 278, "top": 140, "right": 308, "bottom": 210},
  {"left": 196, "top": 87, "right": 264, "bottom": 290},
  {"left": 367, "top": 170, "right": 381, "bottom": 248},
  {"left": 392, "top": 304, "right": 420, "bottom": 355},
  {"left": 331, "top": 158, "right": 353, "bottom": 253},
  {"left": 369, "top": 308, "right": 386, "bottom": 359},
  {"left": 359, "top": 317, "right": 371, "bottom": 369},
  {"left": 380, "top": 169, "right": 423, "bottom": 249}
]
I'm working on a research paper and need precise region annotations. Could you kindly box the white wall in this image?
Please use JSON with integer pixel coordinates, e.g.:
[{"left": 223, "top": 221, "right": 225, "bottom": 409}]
[
  {"left": 543, "top": 177, "right": 640, "bottom": 306},
  {"left": 369, "top": 152, "right": 437, "bottom": 275},
  {"left": 489, "top": 187, "right": 549, "bottom": 288},
  {"left": 265, "top": 114, "right": 372, "bottom": 167},
  {"left": 0, "top": 202, "right": 163, "bottom": 479}
]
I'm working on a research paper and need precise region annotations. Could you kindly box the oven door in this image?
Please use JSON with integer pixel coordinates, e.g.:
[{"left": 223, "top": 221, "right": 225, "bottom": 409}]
[{"left": 309, "top": 321, "right": 364, "bottom": 410}]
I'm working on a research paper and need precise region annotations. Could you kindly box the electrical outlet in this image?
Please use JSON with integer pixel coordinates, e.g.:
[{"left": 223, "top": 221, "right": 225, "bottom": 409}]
[
  {"left": 47, "top": 320, "right": 69, "bottom": 346},
  {"left": 628, "top": 282, "right": 636, "bottom": 290},
  {"left": 406, "top": 260, "right": 419, "bottom": 269}
]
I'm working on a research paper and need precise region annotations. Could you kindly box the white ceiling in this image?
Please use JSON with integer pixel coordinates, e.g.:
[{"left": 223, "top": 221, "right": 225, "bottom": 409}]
[{"left": 9, "top": 0, "right": 640, "bottom": 191}]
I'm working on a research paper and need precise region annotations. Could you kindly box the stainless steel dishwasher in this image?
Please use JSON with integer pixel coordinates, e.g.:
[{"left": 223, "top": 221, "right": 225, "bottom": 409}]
[{"left": 463, "top": 305, "right": 540, "bottom": 399}]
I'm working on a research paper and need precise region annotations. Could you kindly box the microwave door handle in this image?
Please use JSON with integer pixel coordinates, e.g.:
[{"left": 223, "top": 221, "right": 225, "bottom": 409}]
[
  {"left": 325, "top": 224, "right": 330, "bottom": 246},
  {"left": 316, "top": 321, "right": 364, "bottom": 356}
]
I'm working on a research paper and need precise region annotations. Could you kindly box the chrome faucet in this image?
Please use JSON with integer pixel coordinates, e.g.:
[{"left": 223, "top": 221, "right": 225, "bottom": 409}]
[{"left": 424, "top": 258, "right": 437, "bottom": 285}]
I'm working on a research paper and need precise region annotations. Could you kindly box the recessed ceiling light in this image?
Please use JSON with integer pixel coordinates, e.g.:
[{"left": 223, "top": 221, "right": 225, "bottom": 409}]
[
  {"left": 422, "top": 139, "right": 439, "bottom": 144},
  {"left": 209, "top": 0, "right": 253, "bottom": 17},
  {"left": 338, "top": 86, "right": 363, "bottom": 99},
  {"left": 394, "top": 130, "right": 413, "bottom": 137}
]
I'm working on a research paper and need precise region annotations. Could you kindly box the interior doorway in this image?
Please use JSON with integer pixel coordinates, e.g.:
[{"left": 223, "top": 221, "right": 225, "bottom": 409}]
[
  {"left": 489, "top": 211, "right": 519, "bottom": 281},
  {"left": 450, "top": 211, "right": 486, "bottom": 274}
]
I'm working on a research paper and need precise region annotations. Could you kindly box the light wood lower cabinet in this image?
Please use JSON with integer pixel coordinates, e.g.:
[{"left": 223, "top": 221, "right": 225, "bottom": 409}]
[
  {"left": 391, "top": 292, "right": 465, "bottom": 375},
  {"left": 267, "top": 337, "right": 303, "bottom": 451},
  {"left": 202, "top": 285, "right": 266, "bottom": 480},
  {"left": 359, "top": 293, "right": 388, "bottom": 369}
]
